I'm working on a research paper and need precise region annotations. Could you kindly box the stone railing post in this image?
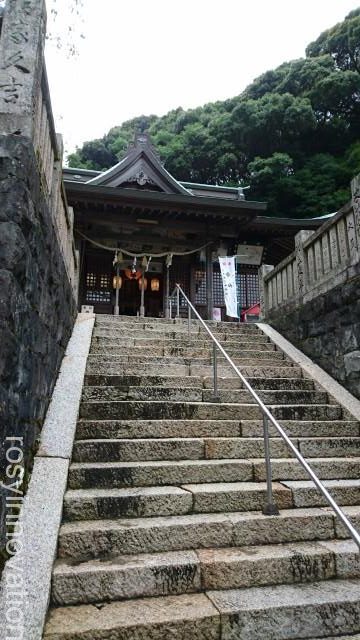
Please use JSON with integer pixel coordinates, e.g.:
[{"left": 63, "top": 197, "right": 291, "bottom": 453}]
[
  {"left": 259, "top": 264, "right": 274, "bottom": 320},
  {"left": 351, "top": 173, "right": 360, "bottom": 255},
  {"left": 294, "top": 230, "right": 314, "bottom": 301},
  {"left": 0, "top": 0, "right": 46, "bottom": 139}
]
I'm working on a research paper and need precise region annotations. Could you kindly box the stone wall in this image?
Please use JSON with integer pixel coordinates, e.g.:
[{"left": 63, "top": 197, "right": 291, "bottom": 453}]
[
  {"left": 0, "top": 135, "right": 77, "bottom": 557},
  {"left": 0, "top": 0, "right": 79, "bottom": 564},
  {"left": 265, "top": 267, "right": 360, "bottom": 399}
]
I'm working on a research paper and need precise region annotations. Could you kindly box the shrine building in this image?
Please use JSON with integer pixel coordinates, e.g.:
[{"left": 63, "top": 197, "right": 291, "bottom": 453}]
[{"left": 63, "top": 132, "right": 322, "bottom": 320}]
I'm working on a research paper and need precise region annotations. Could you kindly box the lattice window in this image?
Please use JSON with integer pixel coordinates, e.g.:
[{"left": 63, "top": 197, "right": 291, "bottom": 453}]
[
  {"left": 213, "top": 271, "right": 224, "bottom": 306},
  {"left": 86, "top": 272, "right": 96, "bottom": 288},
  {"left": 212, "top": 267, "right": 259, "bottom": 310},
  {"left": 99, "top": 274, "right": 110, "bottom": 289},
  {"left": 170, "top": 261, "right": 190, "bottom": 307},
  {"left": 86, "top": 290, "right": 111, "bottom": 303},
  {"left": 195, "top": 269, "right": 207, "bottom": 304}
]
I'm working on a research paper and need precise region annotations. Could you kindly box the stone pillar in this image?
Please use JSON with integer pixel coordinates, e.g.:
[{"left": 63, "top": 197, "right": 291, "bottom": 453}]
[
  {"left": 351, "top": 173, "right": 360, "bottom": 255},
  {"left": 258, "top": 264, "right": 274, "bottom": 320},
  {"left": 0, "top": 0, "right": 46, "bottom": 139},
  {"left": 294, "top": 230, "right": 314, "bottom": 301},
  {"left": 206, "top": 244, "right": 213, "bottom": 320}
]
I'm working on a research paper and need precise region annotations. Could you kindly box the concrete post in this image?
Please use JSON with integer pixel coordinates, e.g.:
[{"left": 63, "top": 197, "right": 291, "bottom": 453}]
[
  {"left": 258, "top": 264, "right": 274, "bottom": 320},
  {"left": 0, "top": 0, "right": 46, "bottom": 139}
]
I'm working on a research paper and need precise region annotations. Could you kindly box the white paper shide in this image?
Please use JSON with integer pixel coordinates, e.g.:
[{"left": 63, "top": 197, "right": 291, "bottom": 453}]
[{"left": 219, "top": 256, "right": 238, "bottom": 317}]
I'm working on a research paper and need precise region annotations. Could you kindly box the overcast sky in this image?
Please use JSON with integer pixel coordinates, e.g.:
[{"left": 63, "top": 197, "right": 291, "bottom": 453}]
[{"left": 45, "top": 0, "right": 358, "bottom": 158}]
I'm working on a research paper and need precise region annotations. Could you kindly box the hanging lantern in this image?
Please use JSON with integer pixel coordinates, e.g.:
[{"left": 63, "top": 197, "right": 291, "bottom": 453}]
[
  {"left": 138, "top": 277, "right": 148, "bottom": 291},
  {"left": 151, "top": 278, "right": 160, "bottom": 292},
  {"left": 124, "top": 268, "right": 141, "bottom": 280},
  {"left": 113, "top": 275, "right": 123, "bottom": 289}
]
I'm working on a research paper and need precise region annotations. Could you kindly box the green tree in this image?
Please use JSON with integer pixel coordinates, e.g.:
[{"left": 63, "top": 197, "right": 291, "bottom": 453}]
[
  {"left": 68, "top": 9, "right": 360, "bottom": 219},
  {"left": 306, "top": 9, "right": 360, "bottom": 73}
]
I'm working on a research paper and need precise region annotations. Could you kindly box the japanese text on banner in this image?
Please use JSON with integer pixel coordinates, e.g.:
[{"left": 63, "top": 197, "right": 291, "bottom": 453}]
[{"left": 219, "top": 256, "right": 238, "bottom": 317}]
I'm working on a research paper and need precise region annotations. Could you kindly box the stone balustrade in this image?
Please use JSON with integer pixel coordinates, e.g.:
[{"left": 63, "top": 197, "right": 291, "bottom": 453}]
[
  {"left": 260, "top": 175, "right": 360, "bottom": 317},
  {"left": 259, "top": 174, "right": 360, "bottom": 399}
]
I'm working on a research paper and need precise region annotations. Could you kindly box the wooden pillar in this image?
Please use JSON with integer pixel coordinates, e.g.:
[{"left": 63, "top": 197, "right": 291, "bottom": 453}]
[
  {"left": 164, "top": 266, "right": 170, "bottom": 318},
  {"left": 206, "top": 244, "right": 213, "bottom": 320}
]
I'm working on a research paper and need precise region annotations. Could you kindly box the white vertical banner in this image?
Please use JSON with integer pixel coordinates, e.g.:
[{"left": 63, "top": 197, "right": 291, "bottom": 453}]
[{"left": 219, "top": 256, "right": 239, "bottom": 317}]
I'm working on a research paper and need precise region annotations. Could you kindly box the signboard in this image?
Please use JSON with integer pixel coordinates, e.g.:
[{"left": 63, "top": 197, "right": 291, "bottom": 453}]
[
  {"left": 236, "top": 245, "right": 264, "bottom": 266},
  {"left": 219, "top": 256, "right": 239, "bottom": 318}
]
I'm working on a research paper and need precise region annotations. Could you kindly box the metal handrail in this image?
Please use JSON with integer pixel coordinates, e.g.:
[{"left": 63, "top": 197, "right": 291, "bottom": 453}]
[{"left": 169, "top": 283, "right": 360, "bottom": 550}]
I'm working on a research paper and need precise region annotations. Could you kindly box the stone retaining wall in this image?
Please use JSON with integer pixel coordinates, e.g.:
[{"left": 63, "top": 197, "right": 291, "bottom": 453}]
[
  {"left": 265, "top": 268, "right": 360, "bottom": 399},
  {"left": 0, "top": 135, "right": 77, "bottom": 559}
]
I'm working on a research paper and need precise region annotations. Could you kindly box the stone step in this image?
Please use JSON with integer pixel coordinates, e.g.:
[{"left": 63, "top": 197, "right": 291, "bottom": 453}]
[
  {"left": 283, "top": 479, "right": 360, "bottom": 508},
  {"left": 190, "top": 364, "right": 302, "bottom": 378},
  {"left": 63, "top": 482, "right": 293, "bottom": 521},
  {"left": 87, "top": 363, "right": 191, "bottom": 377},
  {"left": 79, "top": 400, "right": 342, "bottom": 421},
  {"left": 58, "top": 506, "right": 356, "bottom": 561},
  {"left": 82, "top": 385, "right": 205, "bottom": 402},
  {"left": 44, "top": 593, "right": 220, "bottom": 639},
  {"left": 68, "top": 459, "right": 254, "bottom": 488},
  {"left": 75, "top": 418, "right": 360, "bottom": 441},
  {"left": 203, "top": 376, "right": 315, "bottom": 390},
  {"left": 81, "top": 386, "right": 328, "bottom": 405},
  {"left": 76, "top": 419, "right": 243, "bottom": 440},
  {"left": 208, "top": 578, "right": 360, "bottom": 639},
  {"left": 83, "top": 373, "right": 315, "bottom": 391},
  {"left": 94, "top": 319, "right": 260, "bottom": 332},
  {"left": 51, "top": 549, "right": 201, "bottom": 606},
  {"left": 91, "top": 335, "right": 271, "bottom": 347},
  {"left": 86, "top": 350, "right": 286, "bottom": 363},
  {"left": 298, "top": 437, "right": 360, "bottom": 458},
  {"left": 242, "top": 420, "right": 360, "bottom": 438},
  {"left": 92, "top": 326, "right": 261, "bottom": 339},
  {"left": 85, "top": 363, "right": 302, "bottom": 378},
  {"left": 51, "top": 538, "right": 359, "bottom": 607},
  {"left": 72, "top": 436, "right": 292, "bottom": 463},
  {"left": 72, "top": 437, "right": 291, "bottom": 463},
  {"left": 254, "top": 457, "right": 360, "bottom": 481},
  {"left": 43, "top": 578, "right": 360, "bottom": 639},
  {"left": 95, "top": 315, "right": 255, "bottom": 326},
  {"left": 84, "top": 374, "right": 202, "bottom": 388},
  {"left": 90, "top": 344, "right": 277, "bottom": 357},
  {"left": 68, "top": 457, "right": 360, "bottom": 489}
]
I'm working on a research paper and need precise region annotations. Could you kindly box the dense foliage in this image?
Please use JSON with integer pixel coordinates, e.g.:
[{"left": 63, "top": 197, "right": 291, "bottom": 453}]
[{"left": 68, "top": 9, "right": 360, "bottom": 218}]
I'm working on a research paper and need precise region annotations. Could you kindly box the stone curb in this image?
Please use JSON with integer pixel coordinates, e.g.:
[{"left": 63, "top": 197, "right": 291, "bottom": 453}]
[
  {"left": 257, "top": 323, "right": 360, "bottom": 422},
  {"left": 0, "top": 313, "right": 95, "bottom": 640}
]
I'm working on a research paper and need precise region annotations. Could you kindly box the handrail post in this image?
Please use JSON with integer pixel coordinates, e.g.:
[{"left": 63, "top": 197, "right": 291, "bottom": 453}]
[
  {"left": 262, "top": 415, "right": 280, "bottom": 516},
  {"left": 213, "top": 343, "right": 219, "bottom": 401},
  {"left": 188, "top": 305, "right": 191, "bottom": 334},
  {"left": 176, "top": 287, "right": 180, "bottom": 318}
]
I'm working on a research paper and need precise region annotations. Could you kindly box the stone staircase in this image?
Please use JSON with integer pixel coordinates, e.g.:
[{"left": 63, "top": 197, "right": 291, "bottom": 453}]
[{"left": 43, "top": 316, "right": 360, "bottom": 639}]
